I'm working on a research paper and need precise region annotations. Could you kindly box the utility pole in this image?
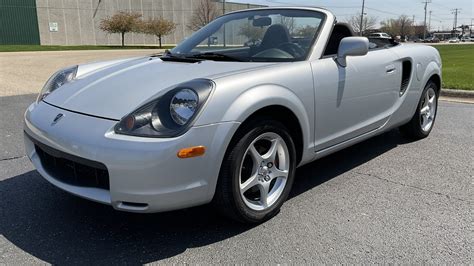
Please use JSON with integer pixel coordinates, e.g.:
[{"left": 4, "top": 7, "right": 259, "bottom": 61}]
[
  {"left": 471, "top": 18, "right": 473, "bottom": 36},
  {"left": 428, "top": 11, "right": 432, "bottom": 33},
  {"left": 359, "top": 0, "right": 365, "bottom": 36},
  {"left": 422, "top": 0, "right": 431, "bottom": 40},
  {"left": 451, "top": 8, "right": 461, "bottom": 36},
  {"left": 222, "top": 0, "right": 226, "bottom": 47}
]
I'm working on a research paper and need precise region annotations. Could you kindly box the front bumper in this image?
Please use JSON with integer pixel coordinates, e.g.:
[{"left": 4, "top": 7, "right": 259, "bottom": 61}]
[{"left": 24, "top": 102, "right": 239, "bottom": 212}]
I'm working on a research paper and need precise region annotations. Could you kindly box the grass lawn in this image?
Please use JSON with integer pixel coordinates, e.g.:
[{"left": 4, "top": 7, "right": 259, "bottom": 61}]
[
  {"left": 433, "top": 44, "right": 474, "bottom": 91},
  {"left": 1, "top": 43, "right": 472, "bottom": 90},
  {"left": 0, "top": 45, "right": 174, "bottom": 52}
]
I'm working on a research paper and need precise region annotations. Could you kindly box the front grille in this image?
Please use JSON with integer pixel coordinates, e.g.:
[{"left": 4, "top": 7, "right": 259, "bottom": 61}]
[{"left": 32, "top": 140, "right": 110, "bottom": 190}]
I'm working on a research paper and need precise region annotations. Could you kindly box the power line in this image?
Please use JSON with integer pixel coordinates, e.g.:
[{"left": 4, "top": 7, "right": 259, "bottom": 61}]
[
  {"left": 364, "top": 7, "right": 399, "bottom": 16},
  {"left": 264, "top": 0, "right": 359, "bottom": 8},
  {"left": 430, "top": 2, "right": 452, "bottom": 10}
]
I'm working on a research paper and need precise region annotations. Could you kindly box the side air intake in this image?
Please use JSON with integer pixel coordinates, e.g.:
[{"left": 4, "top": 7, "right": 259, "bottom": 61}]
[{"left": 400, "top": 60, "right": 412, "bottom": 96}]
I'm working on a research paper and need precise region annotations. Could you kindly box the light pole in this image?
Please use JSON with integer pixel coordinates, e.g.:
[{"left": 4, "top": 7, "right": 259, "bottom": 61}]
[{"left": 359, "top": 0, "right": 365, "bottom": 36}]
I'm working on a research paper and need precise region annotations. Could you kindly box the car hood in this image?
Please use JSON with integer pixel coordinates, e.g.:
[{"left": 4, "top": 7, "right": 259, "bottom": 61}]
[{"left": 44, "top": 56, "right": 274, "bottom": 120}]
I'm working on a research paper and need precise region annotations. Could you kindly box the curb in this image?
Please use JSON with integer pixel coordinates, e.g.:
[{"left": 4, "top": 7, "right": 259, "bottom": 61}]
[{"left": 441, "top": 89, "right": 474, "bottom": 99}]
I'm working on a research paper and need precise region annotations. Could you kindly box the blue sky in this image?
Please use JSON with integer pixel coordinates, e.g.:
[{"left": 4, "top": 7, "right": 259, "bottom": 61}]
[{"left": 229, "top": 0, "right": 473, "bottom": 31}]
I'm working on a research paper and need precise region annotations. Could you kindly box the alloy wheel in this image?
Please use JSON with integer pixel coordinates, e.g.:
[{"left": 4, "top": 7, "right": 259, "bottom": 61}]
[
  {"left": 239, "top": 132, "right": 290, "bottom": 211},
  {"left": 419, "top": 87, "right": 437, "bottom": 132}
]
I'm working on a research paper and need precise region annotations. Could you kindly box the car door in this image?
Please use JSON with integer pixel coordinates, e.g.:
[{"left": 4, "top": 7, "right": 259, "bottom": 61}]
[{"left": 311, "top": 48, "right": 401, "bottom": 152}]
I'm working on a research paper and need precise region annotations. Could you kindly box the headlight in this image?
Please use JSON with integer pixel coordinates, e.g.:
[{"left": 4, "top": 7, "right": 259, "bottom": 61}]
[
  {"left": 37, "top": 65, "right": 78, "bottom": 103},
  {"left": 170, "top": 89, "right": 199, "bottom": 126},
  {"left": 115, "top": 79, "right": 214, "bottom": 138}
]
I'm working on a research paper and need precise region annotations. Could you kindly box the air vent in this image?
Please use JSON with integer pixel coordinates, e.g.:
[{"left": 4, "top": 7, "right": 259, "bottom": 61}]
[{"left": 400, "top": 60, "right": 412, "bottom": 96}]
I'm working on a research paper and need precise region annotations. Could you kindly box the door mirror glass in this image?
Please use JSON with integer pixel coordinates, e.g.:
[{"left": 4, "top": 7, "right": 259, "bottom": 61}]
[{"left": 336, "top": 37, "right": 369, "bottom": 67}]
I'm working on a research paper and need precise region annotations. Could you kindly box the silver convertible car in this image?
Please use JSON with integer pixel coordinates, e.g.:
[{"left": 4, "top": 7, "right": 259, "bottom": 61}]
[{"left": 24, "top": 7, "right": 441, "bottom": 223}]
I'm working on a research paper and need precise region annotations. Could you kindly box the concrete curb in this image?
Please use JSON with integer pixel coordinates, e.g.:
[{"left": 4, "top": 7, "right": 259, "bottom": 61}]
[{"left": 441, "top": 89, "right": 474, "bottom": 99}]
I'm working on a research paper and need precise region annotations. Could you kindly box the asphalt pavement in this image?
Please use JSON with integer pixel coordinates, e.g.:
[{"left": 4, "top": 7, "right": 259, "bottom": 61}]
[{"left": 0, "top": 94, "right": 472, "bottom": 264}]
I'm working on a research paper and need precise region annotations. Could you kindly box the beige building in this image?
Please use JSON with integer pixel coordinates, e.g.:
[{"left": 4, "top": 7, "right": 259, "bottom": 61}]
[{"left": 34, "top": 0, "right": 262, "bottom": 46}]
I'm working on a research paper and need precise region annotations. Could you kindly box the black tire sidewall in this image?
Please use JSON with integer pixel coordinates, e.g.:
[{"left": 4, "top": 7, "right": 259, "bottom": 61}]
[
  {"left": 226, "top": 120, "right": 297, "bottom": 223},
  {"left": 414, "top": 81, "right": 440, "bottom": 137}
]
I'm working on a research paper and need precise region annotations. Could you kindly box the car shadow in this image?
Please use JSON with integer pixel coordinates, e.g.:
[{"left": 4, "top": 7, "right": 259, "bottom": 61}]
[
  {"left": 290, "top": 129, "right": 409, "bottom": 199},
  {"left": 0, "top": 129, "right": 409, "bottom": 264}
]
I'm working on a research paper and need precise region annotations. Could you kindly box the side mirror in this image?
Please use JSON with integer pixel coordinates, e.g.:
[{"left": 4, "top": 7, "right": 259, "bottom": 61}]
[{"left": 336, "top": 37, "right": 369, "bottom": 67}]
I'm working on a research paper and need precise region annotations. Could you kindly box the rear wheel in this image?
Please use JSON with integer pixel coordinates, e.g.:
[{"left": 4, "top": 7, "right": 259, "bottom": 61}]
[
  {"left": 214, "top": 119, "right": 296, "bottom": 223},
  {"left": 399, "top": 81, "right": 439, "bottom": 139}
]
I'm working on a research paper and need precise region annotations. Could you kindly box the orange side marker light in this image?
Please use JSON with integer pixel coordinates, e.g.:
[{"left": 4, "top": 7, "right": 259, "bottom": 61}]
[{"left": 177, "top": 146, "right": 206, "bottom": 159}]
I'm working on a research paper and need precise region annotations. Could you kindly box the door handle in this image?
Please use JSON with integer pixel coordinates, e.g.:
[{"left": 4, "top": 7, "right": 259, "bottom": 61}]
[{"left": 385, "top": 64, "right": 396, "bottom": 74}]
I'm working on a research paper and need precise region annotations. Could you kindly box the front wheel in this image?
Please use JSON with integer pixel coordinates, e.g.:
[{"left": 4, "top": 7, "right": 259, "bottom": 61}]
[
  {"left": 214, "top": 119, "right": 297, "bottom": 223},
  {"left": 399, "top": 80, "right": 439, "bottom": 139}
]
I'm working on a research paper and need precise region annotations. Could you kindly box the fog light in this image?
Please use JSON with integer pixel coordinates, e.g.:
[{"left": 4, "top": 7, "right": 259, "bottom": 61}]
[{"left": 177, "top": 146, "right": 206, "bottom": 158}]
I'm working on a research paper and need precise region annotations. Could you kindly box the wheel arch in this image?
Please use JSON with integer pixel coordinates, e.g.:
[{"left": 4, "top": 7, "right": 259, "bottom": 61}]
[
  {"left": 216, "top": 84, "right": 313, "bottom": 166},
  {"left": 235, "top": 105, "right": 305, "bottom": 165},
  {"left": 211, "top": 104, "right": 307, "bottom": 222},
  {"left": 421, "top": 61, "right": 442, "bottom": 93},
  {"left": 427, "top": 73, "right": 441, "bottom": 92}
]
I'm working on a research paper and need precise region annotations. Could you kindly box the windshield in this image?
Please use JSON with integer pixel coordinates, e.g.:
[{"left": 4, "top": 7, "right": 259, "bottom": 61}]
[{"left": 168, "top": 9, "right": 325, "bottom": 62}]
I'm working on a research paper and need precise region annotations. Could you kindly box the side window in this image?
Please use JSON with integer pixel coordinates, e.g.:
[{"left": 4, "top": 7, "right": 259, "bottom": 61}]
[{"left": 323, "top": 24, "right": 353, "bottom": 56}]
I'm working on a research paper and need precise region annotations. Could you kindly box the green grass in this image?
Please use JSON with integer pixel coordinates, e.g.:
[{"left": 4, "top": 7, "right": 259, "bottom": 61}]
[
  {"left": 1, "top": 43, "right": 472, "bottom": 90},
  {"left": 0, "top": 45, "right": 174, "bottom": 52},
  {"left": 433, "top": 44, "right": 474, "bottom": 91}
]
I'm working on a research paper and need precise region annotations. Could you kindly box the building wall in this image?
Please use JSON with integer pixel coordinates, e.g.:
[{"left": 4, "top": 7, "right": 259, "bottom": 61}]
[
  {"left": 0, "top": 0, "right": 40, "bottom": 44},
  {"left": 35, "top": 0, "right": 262, "bottom": 46}
]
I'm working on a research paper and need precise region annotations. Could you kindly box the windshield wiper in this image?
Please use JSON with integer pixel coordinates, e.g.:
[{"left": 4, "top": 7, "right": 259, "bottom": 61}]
[
  {"left": 160, "top": 51, "right": 203, "bottom": 63},
  {"left": 188, "top": 52, "right": 245, "bottom": 62}
]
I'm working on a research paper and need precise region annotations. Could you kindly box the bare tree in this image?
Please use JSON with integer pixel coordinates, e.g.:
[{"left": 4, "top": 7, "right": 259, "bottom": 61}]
[
  {"left": 141, "top": 17, "right": 177, "bottom": 48},
  {"left": 296, "top": 25, "right": 319, "bottom": 38},
  {"left": 397, "top": 15, "right": 413, "bottom": 37},
  {"left": 99, "top": 11, "right": 142, "bottom": 46},
  {"left": 346, "top": 13, "right": 378, "bottom": 34},
  {"left": 380, "top": 15, "right": 414, "bottom": 37},
  {"left": 380, "top": 19, "right": 397, "bottom": 36},
  {"left": 187, "top": 0, "right": 219, "bottom": 31},
  {"left": 280, "top": 17, "right": 296, "bottom": 34},
  {"left": 413, "top": 25, "right": 426, "bottom": 38},
  {"left": 239, "top": 23, "right": 265, "bottom": 42}
]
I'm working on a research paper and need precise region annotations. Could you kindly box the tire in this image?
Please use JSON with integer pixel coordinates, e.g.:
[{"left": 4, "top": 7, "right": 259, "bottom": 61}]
[
  {"left": 214, "top": 118, "right": 297, "bottom": 223},
  {"left": 399, "top": 80, "right": 439, "bottom": 139}
]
